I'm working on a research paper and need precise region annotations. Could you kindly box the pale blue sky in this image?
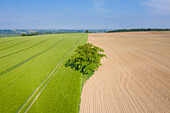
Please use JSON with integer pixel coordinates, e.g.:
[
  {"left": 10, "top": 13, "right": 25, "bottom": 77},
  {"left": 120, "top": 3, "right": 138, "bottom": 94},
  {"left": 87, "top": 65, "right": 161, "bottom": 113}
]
[{"left": 0, "top": 0, "right": 170, "bottom": 29}]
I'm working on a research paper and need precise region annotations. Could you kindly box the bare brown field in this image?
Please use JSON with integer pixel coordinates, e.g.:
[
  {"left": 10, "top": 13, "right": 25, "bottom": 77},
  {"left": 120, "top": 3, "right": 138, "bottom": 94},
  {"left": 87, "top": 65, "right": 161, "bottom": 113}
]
[{"left": 80, "top": 32, "right": 170, "bottom": 113}]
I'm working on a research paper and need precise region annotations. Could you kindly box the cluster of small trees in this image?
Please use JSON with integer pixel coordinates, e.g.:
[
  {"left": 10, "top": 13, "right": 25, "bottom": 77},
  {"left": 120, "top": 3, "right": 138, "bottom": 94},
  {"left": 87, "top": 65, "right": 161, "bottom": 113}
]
[
  {"left": 65, "top": 43, "right": 107, "bottom": 75},
  {"left": 21, "top": 32, "right": 40, "bottom": 36},
  {"left": 85, "top": 30, "right": 92, "bottom": 33},
  {"left": 107, "top": 28, "right": 170, "bottom": 33}
]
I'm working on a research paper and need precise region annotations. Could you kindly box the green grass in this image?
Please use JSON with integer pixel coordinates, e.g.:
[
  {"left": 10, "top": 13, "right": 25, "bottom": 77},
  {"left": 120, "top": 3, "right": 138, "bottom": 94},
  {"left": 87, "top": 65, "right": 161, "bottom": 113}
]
[
  {"left": 0, "top": 33, "right": 88, "bottom": 113},
  {"left": 0, "top": 34, "right": 20, "bottom": 38}
]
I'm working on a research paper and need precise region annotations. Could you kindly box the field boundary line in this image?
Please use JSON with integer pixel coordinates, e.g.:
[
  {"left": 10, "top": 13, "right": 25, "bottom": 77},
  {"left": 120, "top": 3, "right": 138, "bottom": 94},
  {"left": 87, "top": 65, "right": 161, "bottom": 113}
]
[{"left": 0, "top": 39, "right": 64, "bottom": 77}]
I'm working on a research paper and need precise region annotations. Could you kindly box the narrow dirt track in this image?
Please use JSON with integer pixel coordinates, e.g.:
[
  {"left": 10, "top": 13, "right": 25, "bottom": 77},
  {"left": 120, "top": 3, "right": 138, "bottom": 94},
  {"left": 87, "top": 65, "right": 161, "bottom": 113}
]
[{"left": 80, "top": 32, "right": 170, "bottom": 113}]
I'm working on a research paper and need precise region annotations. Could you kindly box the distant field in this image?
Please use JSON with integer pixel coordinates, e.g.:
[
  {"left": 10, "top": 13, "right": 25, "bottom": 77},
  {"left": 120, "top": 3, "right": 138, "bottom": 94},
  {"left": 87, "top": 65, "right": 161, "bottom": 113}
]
[
  {"left": 0, "top": 33, "right": 87, "bottom": 113},
  {"left": 80, "top": 32, "right": 170, "bottom": 113},
  {"left": 0, "top": 34, "right": 20, "bottom": 38}
]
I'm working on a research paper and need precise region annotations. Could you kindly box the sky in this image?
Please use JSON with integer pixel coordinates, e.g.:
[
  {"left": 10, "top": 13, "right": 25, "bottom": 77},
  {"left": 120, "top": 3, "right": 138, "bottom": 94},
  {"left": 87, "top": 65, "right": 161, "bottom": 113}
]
[{"left": 0, "top": 0, "right": 170, "bottom": 29}]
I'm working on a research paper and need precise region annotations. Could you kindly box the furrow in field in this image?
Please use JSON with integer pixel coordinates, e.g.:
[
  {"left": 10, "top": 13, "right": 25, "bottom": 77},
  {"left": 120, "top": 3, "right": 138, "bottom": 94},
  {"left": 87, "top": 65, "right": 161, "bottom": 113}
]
[
  {"left": 0, "top": 39, "right": 64, "bottom": 76},
  {"left": 0, "top": 39, "right": 16, "bottom": 45},
  {"left": 0, "top": 40, "right": 28, "bottom": 51},
  {"left": 132, "top": 37, "right": 170, "bottom": 44},
  {"left": 0, "top": 38, "right": 50, "bottom": 59}
]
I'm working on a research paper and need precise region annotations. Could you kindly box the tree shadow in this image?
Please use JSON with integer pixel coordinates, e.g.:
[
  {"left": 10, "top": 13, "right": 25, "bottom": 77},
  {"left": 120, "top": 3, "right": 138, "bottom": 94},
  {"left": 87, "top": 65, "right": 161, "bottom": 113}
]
[
  {"left": 65, "top": 59, "right": 80, "bottom": 71},
  {"left": 65, "top": 59, "right": 94, "bottom": 80}
]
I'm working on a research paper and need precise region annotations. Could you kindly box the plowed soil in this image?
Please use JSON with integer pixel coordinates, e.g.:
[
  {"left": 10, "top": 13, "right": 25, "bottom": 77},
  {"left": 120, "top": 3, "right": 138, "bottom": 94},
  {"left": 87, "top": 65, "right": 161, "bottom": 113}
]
[{"left": 80, "top": 32, "right": 170, "bottom": 113}]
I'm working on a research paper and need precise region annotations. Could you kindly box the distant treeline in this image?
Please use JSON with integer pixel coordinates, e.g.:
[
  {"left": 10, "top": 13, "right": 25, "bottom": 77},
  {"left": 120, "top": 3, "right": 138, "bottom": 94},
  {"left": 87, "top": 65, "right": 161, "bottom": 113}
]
[
  {"left": 107, "top": 28, "right": 170, "bottom": 33},
  {"left": 21, "top": 32, "right": 54, "bottom": 36}
]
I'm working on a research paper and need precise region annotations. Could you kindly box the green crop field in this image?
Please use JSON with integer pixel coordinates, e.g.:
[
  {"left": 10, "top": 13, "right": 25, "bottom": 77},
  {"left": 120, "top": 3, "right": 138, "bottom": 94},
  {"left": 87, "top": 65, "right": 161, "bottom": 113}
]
[{"left": 0, "top": 33, "right": 88, "bottom": 113}]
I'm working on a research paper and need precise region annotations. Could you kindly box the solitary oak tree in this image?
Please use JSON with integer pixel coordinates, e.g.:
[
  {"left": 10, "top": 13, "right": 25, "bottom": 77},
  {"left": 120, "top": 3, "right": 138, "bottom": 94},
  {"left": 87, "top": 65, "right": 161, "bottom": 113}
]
[
  {"left": 66, "top": 43, "right": 107, "bottom": 75},
  {"left": 85, "top": 30, "right": 89, "bottom": 33}
]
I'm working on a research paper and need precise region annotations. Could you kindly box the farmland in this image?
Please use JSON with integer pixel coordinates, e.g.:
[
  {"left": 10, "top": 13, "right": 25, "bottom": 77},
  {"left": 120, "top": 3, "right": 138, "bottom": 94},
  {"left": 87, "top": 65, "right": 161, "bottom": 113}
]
[
  {"left": 0, "top": 33, "right": 87, "bottom": 113},
  {"left": 80, "top": 32, "right": 170, "bottom": 113}
]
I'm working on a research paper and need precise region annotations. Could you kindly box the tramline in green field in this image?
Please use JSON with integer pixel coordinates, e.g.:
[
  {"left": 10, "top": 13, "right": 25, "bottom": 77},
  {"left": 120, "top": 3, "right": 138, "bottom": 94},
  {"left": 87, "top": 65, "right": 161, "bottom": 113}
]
[{"left": 0, "top": 33, "right": 87, "bottom": 113}]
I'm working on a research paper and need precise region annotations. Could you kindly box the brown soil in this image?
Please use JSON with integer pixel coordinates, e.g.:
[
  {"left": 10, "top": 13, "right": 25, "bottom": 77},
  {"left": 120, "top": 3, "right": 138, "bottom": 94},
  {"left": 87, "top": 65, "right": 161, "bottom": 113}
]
[{"left": 80, "top": 32, "right": 170, "bottom": 113}]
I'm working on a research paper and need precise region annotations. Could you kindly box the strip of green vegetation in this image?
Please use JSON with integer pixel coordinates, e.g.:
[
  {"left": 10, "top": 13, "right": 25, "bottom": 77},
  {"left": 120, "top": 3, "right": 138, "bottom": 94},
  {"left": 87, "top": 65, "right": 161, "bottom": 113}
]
[
  {"left": 77, "top": 71, "right": 94, "bottom": 113},
  {"left": 107, "top": 28, "right": 170, "bottom": 33},
  {"left": 0, "top": 33, "right": 88, "bottom": 113},
  {"left": 82, "top": 72, "right": 94, "bottom": 84}
]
